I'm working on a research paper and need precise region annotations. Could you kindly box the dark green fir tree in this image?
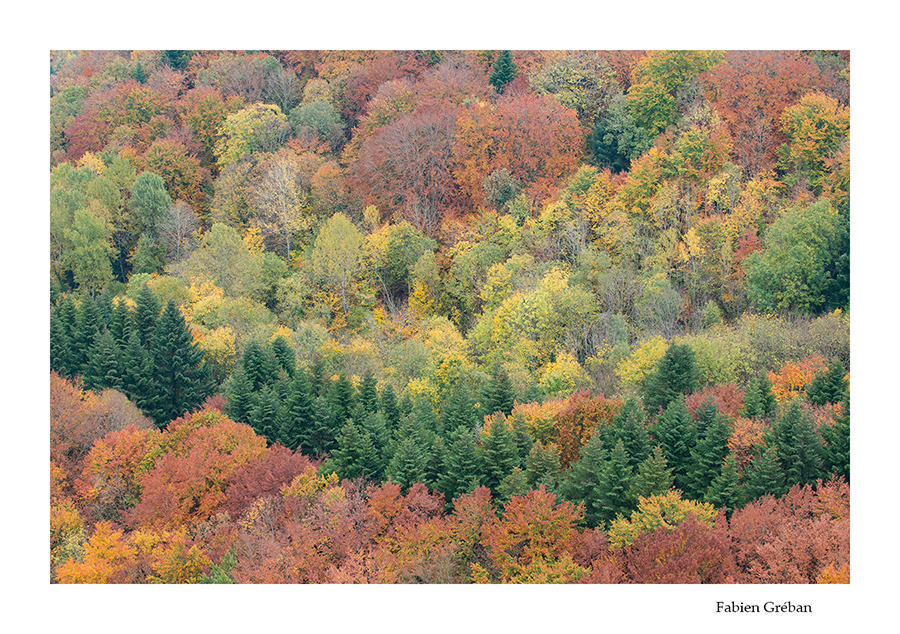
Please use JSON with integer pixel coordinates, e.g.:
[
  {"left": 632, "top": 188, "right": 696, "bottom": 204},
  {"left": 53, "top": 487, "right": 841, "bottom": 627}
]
[
  {"left": 742, "top": 446, "right": 786, "bottom": 502},
  {"left": 704, "top": 454, "right": 742, "bottom": 518},
  {"left": 133, "top": 284, "right": 160, "bottom": 349},
  {"left": 806, "top": 358, "right": 849, "bottom": 406},
  {"left": 147, "top": 300, "right": 211, "bottom": 428},
  {"left": 642, "top": 343, "right": 700, "bottom": 416},
  {"left": 270, "top": 335, "right": 296, "bottom": 378},
  {"left": 479, "top": 414, "right": 520, "bottom": 493},
  {"left": 489, "top": 50, "right": 517, "bottom": 93},
  {"left": 824, "top": 392, "right": 850, "bottom": 483},
  {"left": 83, "top": 328, "right": 123, "bottom": 392},
  {"left": 628, "top": 445, "right": 674, "bottom": 501},
  {"left": 651, "top": 397, "right": 696, "bottom": 492}
]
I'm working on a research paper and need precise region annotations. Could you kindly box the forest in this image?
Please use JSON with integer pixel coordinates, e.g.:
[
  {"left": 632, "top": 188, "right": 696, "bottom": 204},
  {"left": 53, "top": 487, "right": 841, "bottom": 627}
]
[{"left": 49, "top": 49, "right": 850, "bottom": 584}]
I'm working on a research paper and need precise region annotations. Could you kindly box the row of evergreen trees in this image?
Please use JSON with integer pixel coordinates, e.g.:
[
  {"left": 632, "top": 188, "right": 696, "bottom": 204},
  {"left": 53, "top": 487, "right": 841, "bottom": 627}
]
[
  {"left": 50, "top": 288, "right": 849, "bottom": 522},
  {"left": 50, "top": 287, "right": 211, "bottom": 427}
]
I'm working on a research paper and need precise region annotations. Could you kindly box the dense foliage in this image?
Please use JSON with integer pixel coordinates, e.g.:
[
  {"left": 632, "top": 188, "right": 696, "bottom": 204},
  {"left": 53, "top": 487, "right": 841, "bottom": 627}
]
[{"left": 49, "top": 49, "right": 849, "bottom": 584}]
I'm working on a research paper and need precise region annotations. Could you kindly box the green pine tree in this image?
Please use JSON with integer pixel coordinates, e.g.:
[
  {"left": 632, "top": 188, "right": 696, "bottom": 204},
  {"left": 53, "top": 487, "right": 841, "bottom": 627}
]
[
  {"left": 147, "top": 300, "right": 211, "bottom": 428},
  {"left": 332, "top": 419, "right": 379, "bottom": 481},
  {"left": 326, "top": 373, "right": 356, "bottom": 426},
  {"left": 743, "top": 446, "right": 786, "bottom": 501},
  {"left": 628, "top": 445, "right": 674, "bottom": 501},
  {"left": 108, "top": 298, "right": 134, "bottom": 349},
  {"left": 479, "top": 414, "right": 520, "bottom": 493},
  {"left": 385, "top": 433, "right": 428, "bottom": 493},
  {"left": 423, "top": 435, "right": 447, "bottom": 492},
  {"left": 481, "top": 365, "right": 516, "bottom": 417},
  {"left": 73, "top": 295, "right": 102, "bottom": 374},
  {"left": 603, "top": 397, "right": 651, "bottom": 469},
  {"left": 51, "top": 295, "right": 79, "bottom": 376},
  {"left": 249, "top": 384, "right": 284, "bottom": 445},
  {"left": 489, "top": 50, "right": 517, "bottom": 93},
  {"left": 806, "top": 357, "right": 849, "bottom": 405},
  {"left": 704, "top": 454, "right": 742, "bottom": 518},
  {"left": 685, "top": 401, "right": 732, "bottom": 499},
  {"left": 308, "top": 395, "right": 338, "bottom": 456},
  {"left": 824, "top": 392, "right": 850, "bottom": 482},
  {"left": 558, "top": 432, "right": 607, "bottom": 528},
  {"left": 50, "top": 307, "right": 73, "bottom": 376},
  {"left": 595, "top": 440, "right": 636, "bottom": 528},
  {"left": 379, "top": 383, "right": 401, "bottom": 430},
  {"left": 642, "top": 343, "right": 700, "bottom": 416},
  {"left": 497, "top": 467, "right": 529, "bottom": 505},
  {"left": 279, "top": 369, "right": 316, "bottom": 451},
  {"left": 441, "top": 380, "right": 477, "bottom": 433},
  {"left": 133, "top": 284, "right": 160, "bottom": 349},
  {"left": 83, "top": 328, "right": 123, "bottom": 392},
  {"left": 437, "top": 425, "right": 482, "bottom": 505},
  {"left": 269, "top": 335, "right": 296, "bottom": 378},
  {"left": 120, "top": 328, "right": 155, "bottom": 413},
  {"left": 651, "top": 397, "right": 696, "bottom": 492},
  {"left": 224, "top": 365, "right": 256, "bottom": 425},
  {"left": 357, "top": 371, "right": 379, "bottom": 416},
  {"left": 242, "top": 340, "right": 277, "bottom": 392},
  {"left": 525, "top": 441, "right": 561, "bottom": 490},
  {"left": 770, "top": 399, "right": 825, "bottom": 489},
  {"left": 743, "top": 374, "right": 776, "bottom": 419}
]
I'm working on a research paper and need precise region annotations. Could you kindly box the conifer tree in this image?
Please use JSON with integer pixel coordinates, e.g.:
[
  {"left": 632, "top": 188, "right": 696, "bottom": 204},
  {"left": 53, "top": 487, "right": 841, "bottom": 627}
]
[
  {"left": 423, "top": 435, "right": 447, "bottom": 492},
  {"left": 357, "top": 371, "right": 379, "bottom": 416},
  {"left": 742, "top": 446, "right": 786, "bottom": 501},
  {"left": 824, "top": 392, "right": 850, "bottom": 482},
  {"left": 595, "top": 440, "right": 636, "bottom": 528},
  {"left": 772, "top": 399, "right": 825, "bottom": 488},
  {"left": 497, "top": 468, "right": 529, "bottom": 505},
  {"left": 385, "top": 432, "right": 428, "bottom": 492},
  {"left": 242, "top": 340, "right": 276, "bottom": 392},
  {"left": 509, "top": 411, "right": 534, "bottom": 469},
  {"left": 743, "top": 374, "right": 776, "bottom": 419},
  {"left": 642, "top": 343, "right": 700, "bottom": 416},
  {"left": 629, "top": 445, "right": 674, "bottom": 501},
  {"left": 704, "top": 454, "right": 742, "bottom": 518},
  {"left": 270, "top": 335, "right": 295, "bottom": 378},
  {"left": 440, "top": 380, "right": 476, "bottom": 433},
  {"left": 249, "top": 384, "right": 283, "bottom": 445},
  {"left": 481, "top": 365, "right": 516, "bottom": 417},
  {"left": 108, "top": 298, "right": 134, "bottom": 349},
  {"left": 224, "top": 365, "right": 256, "bottom": 425},
  {"left": 95, "top": 289, "right": 114, "bottom": 329},
  {"left": 332, "top": 419, "right": 379, "bottom": 480},
  {"left": 50, "top": 308, "right": 73, "bottom": 376},
  {"left": 651, "top": 397, "right": 696, "bottom": 492},
  {"left": 147, "top": 300, "right": 211, "bottom": 428},
  {"left": 73, "top": 296, "right": 102, "bottom": 373},
  {"left": 490, "top": 50, "right": 517, "bottom": 93},
  {"left": 438, "top": 425, "right": 482, "bottom": 504},
  {"left": 83, "top": 328, "right": 123, "bottom": 392},
  {"left": 326, "top": 373, "right": 356, "bottom": 426},
  {"left": 685, "top": 401, "right": 732, "bottom": 499},
  {"left": 379, "top": 383, "right": 401, "bottom": 430},
  {"left": 273, "top": 367, "right": 292, "bottom": 402},
  {"left": 479, "top": 414, "right": 520, "bottom": 493},
  {"left": 603, "top": 397, "right": 651, "bottom": 469},
  {"left": 309, "top": 395, "right": 338, "bottom": 455},
  {"left": 806, "top": 357, "right": 849, "bottom": 405},
  {"left": 525, "top": 441, "right": 561, "bottom": 490},
  {"left": 120, "top": 328, "right": 155, "bottom": 412},
  {"left": 51, "top": 295, "right": 79, "bottom": 376},
  {"left": 279, "top": 369, "right": 315, "bottom": 451},
  {"left": 133, "top": 285, "right": 160, "bottom": 349},
  {"left": 559, "top": 432, "right": 607, "bottom": 527}
]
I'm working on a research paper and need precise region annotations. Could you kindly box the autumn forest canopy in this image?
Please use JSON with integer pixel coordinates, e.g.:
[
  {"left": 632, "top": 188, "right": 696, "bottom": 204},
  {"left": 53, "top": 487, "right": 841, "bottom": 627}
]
[{"left": 49, "top": 49, "right": 850, "bottom": 584}]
